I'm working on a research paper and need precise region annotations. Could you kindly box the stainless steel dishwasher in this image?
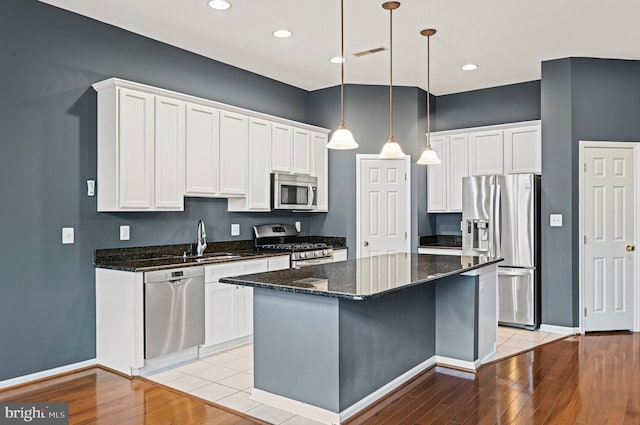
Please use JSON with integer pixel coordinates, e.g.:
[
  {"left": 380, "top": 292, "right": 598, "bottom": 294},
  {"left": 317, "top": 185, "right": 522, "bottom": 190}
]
[{"left": 144, "top": 266, "right": 205, "bottom": 359}]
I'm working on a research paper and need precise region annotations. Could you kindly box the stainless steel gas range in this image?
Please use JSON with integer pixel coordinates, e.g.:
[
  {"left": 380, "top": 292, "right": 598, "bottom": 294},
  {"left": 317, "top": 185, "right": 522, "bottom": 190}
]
[{"left": 253, "top": 224, "right": 334, "bottom": 268}]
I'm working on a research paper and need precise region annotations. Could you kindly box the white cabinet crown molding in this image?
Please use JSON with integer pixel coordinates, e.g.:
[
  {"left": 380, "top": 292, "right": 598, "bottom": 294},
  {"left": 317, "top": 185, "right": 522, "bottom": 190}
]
[
  {"left": 93, "top": 78, "right": 330, "bottom": 135},
  {"left": 429, "top": 120, "right": 541, "bottom": 138}
]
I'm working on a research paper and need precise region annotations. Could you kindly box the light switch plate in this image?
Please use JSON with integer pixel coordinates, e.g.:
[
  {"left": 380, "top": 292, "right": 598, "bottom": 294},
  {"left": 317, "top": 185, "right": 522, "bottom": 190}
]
[
  {"left": 231, "top": 223, "right": 240, "bottom": 236},
  {"left": 295, "top": 221, "right": 301, "bottom": 232},
  {"left": 62, "top": 227, "right": 74, "bottom": 244},
  {"left": 550, "top": 214, "right": 563, "bottom": 227},
  {"left": 120, "top": 225, "right": 130, "bottom": 241},
  {"left": 86, "top": 180, "right": 95, "bottom": 196}
]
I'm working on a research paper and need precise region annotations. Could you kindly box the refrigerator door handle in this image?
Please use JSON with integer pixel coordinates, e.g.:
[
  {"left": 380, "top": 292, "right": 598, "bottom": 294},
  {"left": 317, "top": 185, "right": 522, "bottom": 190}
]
[{"left": 494, "top": 182, "right": 501, "bottom": 258}]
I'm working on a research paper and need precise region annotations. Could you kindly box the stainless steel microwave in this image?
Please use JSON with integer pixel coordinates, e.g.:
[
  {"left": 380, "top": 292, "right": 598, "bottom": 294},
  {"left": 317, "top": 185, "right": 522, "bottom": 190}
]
[{"left": 271, "top": 173, "right": 318, "bottom": 210}]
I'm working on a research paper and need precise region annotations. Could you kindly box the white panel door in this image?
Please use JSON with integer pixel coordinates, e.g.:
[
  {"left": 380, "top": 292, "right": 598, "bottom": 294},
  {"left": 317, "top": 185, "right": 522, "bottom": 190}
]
[
  {"left": 118, "top": 88, "right": 154, "bottom": 209},
  {"left": 271, "top": 124, "right": 293, "bottom": 172},
  {"left": 427, "top": 136, "right": 447, "bottom": 212},
  {"left": 584, "top": 147, "right": 634, "bottom": 331},
  {"left": 154, "top": 96, "right": 185, "bottom": 210},
  {"left": 292, "top": 128, "right": 312, "bottom": 175},
  {"left": 219, "top": 111, "right": 248, "bottom": 196},
  {"left": 185, "top": 104, "right": 220, "bottom": 196},
  {"left": 359, "top": 157, "right": 409, "bottom": 258},
  {"left": 469, "top": 130, "right": 504, "bottom": 175},
  {"left": 504, "top": 125, "right": 541, "bottom": 174},
  {"left": 447, "top": 134, "right": 469, "bottom": 212}
]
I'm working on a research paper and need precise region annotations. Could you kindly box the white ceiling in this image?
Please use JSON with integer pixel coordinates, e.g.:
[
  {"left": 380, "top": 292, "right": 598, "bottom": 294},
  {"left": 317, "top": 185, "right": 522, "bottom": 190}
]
[{"left": 40, "top": 0, "right": 640, "bottom": 95}]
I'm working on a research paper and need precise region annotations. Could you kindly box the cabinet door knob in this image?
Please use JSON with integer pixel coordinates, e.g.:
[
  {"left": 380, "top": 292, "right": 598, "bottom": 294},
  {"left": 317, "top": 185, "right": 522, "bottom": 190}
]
[
  {"left": 364, "top": 241, "right": 369, "bottom": 246},
  {"left": 627, "top": 245, "right": 635, "bottom": 252}
]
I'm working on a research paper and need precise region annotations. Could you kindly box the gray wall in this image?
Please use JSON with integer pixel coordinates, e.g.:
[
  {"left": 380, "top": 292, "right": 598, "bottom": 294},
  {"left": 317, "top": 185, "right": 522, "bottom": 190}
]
[
  {"left": 0, "top": 0, "right": 317, "bottom": 381},
  {"left": 308, "top": 85, "right": 436, "bottom": 256},
  {"left": 541, "top": 57, "right": 640, "bottom": 326},
  {"left": 429, "top": 81, "right": 542, "bottom": 234}
]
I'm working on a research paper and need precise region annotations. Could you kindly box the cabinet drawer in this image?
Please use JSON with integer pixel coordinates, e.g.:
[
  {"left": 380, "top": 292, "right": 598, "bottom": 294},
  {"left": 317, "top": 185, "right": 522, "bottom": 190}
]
[{"left": 205, "top": 263, "right": 237, "bottom": 283}]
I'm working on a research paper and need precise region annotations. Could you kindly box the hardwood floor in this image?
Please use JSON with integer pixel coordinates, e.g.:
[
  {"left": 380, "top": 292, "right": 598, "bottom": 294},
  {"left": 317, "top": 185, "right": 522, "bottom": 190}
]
[
  {"left": 346, "top": 332, "right": 640, "bottom": 425},
  {"left": 0, "top": 368, "right": 265, "bottom": 425},
  {"left": 1, "top": 333, "right": 639, "bottom": 424}
]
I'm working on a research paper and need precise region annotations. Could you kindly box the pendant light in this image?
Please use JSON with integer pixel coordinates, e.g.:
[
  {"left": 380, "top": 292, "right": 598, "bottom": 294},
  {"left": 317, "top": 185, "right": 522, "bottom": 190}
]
[
  {"left": 378, "top": 1, "right": 405, "bottom": 159},
  {"left": 327, "top": 0, "right": 358, "bottom": 150},
  {"left": 417, "top": 28, "right": 441, "bottom": 165}
]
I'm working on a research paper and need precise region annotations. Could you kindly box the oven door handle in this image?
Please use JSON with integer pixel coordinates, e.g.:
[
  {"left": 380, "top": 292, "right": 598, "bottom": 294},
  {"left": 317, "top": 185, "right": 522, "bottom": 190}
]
[{"left": 307, "top": 184, "right": 314, "bottom": 209}]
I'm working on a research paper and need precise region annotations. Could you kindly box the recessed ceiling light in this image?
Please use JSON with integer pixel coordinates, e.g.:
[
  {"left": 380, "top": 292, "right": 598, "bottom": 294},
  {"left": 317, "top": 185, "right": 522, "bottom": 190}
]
[
  {"left": 208, "top": 0, "right": 230, "bottom": 10},
  {"left": 273, "top": 30, "right": 292, "bottom": 38},
  {"left": 462, "top": 63, "right": 478, "bottom": 71},
  {"left": 330, "top": 56, "right": 345, "bottom": 64}
]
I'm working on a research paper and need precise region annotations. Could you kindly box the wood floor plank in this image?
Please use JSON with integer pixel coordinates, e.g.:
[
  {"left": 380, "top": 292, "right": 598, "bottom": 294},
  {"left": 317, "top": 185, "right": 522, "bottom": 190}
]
[{"left": 0, "top": 368, "right": 265, "bottom": 425}]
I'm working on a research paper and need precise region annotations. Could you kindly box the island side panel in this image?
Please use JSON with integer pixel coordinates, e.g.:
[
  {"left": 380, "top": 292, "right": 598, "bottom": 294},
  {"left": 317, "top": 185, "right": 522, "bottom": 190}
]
[
  {"left": 435, "top": 274, "right": 479, "bottom": 362},
  {"left": 253, "top": 288, "right": 340, "bottom": 412},
  {"left": 337, "top": 284, "right": 436, "bottom": 411}
]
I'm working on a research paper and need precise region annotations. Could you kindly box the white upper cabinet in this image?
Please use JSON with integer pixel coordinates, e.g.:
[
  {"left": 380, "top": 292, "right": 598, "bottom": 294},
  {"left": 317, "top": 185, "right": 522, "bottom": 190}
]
[
  {"left": 311, "top": 132, "right": 329, "bottom": 212},
  {"left": 154, "top": 96, "right": 186, "bottom": 210},
  {"left": 469, "top": 129, "right": 504, "bottom": 175},
  {"left": 504, "top": 125, "right": 541, "bottom": 174},
  {"left": 271, "top": 124, "right": 314, "bottom": 175},
  {"left": 293, "top": 128, "right": 312, "bottom": 175},
  {"left": 427, "top": 134, "right": 469, "bottom": 213},
  {"left": 93, "top": 78, "right": 329, "bottom": 212},
  {"left": 271, "top": 124, "right": 293, "bottom": 172},
  {"left": 219, "top": 111, "right": 248, "bottom": 196},
  {"left": 427, "top": 121, "right": 540, "bottom": 213},
  {"left": 228, "top": 118, "right": 272, "bottom": 212},
  {"left": 94, "top": 82, "right": 185, "bottom": 212},
  {"left": 185, "top": 103, "right": 220, "bottom": 196}
]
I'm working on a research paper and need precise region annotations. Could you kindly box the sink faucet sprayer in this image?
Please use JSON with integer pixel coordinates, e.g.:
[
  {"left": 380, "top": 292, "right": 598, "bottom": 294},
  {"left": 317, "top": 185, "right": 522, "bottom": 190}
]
[{"left": 196, "top": 220, "right": 207, "bottom": 256}]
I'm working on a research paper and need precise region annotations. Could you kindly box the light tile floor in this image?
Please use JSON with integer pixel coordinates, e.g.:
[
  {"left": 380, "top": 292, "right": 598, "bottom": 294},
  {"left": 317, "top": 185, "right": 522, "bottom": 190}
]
[{"left": 145, "top": 326, "right": 567, "bottom": 424}]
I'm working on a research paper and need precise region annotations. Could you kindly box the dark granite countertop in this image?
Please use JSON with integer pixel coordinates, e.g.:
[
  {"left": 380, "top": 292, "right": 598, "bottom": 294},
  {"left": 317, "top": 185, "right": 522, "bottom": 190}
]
[
  {"left": 93, "top": 236, "right": 347, "bottom": 272},
  {"left": 94, "top": 241, "right": 288, "bottom": 272},
  {"left": 220, "top": 253, "right": 502, "bottom": 301},
  {"left": 418, "top": 235, "right": 462, "bottom": 249}
]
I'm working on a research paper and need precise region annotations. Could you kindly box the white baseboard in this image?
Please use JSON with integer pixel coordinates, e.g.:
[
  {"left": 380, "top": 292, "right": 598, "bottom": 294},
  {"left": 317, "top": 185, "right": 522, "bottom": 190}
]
[
  {"left": 251, "top": 388, "right": 340, "bottom": 425},
  {"left": 250, "top": 356, "right": 437, "bottom": 425},
  {"left": 339, "top": 356, "right": 436, "bottom": 422},
  {"left": 435, "top": 356, "right": 481, "bottom": 372},
  {"left": 540, "top": 324, "right": 581, "bottom": 335},
  {"left": 0, "top": 359, "right": 97, "bottom": 390},
  {"left": 198, "top": 336, "right": 252, "bottom": 358}
]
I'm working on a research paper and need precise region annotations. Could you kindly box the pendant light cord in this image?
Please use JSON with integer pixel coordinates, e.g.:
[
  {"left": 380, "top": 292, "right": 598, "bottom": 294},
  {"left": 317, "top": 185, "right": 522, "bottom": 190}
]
[
  {"left": 389, "top": 7, "right": 394, "bottom": 140},
  {"left": 339, "top": 0, "right": 345, "bottom": 126},
  {"left": 426, "top": 33, "right": 431, "bottom": 149}
]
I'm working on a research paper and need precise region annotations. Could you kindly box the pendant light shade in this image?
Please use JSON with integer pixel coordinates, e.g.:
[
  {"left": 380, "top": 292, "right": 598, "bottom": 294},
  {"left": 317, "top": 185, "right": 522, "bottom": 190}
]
[
  {"left": 417, "top": 28, "right": 441, "bottom": 165},
  {"left": 379, "top": 1, "right": 404, "bottom": 159},
  {"left": 328, "top": 0, "right": 358, "bottom": 150},
  {"left": 328, "top": 124, "right": 358, "bottom": 149}
]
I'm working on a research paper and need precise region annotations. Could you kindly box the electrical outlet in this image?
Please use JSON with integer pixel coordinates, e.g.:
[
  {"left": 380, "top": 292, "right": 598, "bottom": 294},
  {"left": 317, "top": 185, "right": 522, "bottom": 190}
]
[
  {"left": 231, "top": 223, "right": 240, "bottom": 236},
  {"left": 62, "top": 227, "right": 74, "bottom": 244},
  {"left": 550, "top": 214, "right": 563, "bottom": 227},
  {"left": 120, "top": 225, "right": 130, "bottom": 241}
]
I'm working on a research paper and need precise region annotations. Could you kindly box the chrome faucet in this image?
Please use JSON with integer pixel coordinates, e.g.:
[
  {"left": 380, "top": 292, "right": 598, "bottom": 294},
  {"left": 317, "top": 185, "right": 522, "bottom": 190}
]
[{"left": 196, "top": 220, "right": 207, "bottom": 256}]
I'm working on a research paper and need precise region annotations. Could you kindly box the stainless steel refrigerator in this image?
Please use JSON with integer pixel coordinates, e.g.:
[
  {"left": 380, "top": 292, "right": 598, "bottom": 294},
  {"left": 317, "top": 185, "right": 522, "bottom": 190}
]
[{"left": 461, "top": 174, "right": 541, "bottom": 329}]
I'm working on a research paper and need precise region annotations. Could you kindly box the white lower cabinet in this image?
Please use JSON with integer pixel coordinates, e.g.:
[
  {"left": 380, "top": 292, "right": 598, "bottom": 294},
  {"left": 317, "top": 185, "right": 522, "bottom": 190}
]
[
  {"left": 333, "top": 249, "right": 348, "bottom": 262},
  {"left": 203, "top": 256, "right": 290, "bottom": 348}
]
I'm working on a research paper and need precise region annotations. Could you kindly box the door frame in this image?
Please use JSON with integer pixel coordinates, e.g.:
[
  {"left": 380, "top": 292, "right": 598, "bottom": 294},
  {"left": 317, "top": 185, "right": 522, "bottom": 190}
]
[
  {"left": 578, "top": 141, "right": 640, "bottom": 333},
  {"left": 356, "top": 154, "right": 412, "bottom": 259}
]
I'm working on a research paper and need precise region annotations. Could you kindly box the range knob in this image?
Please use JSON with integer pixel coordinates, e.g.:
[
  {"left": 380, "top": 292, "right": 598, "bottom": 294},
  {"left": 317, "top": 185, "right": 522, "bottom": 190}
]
[
  {"left": 299, "top": 252, "right": 307, "bottom": 259},
  {"left": 322, "top": 250, "right": 328, "bottom": 256}
]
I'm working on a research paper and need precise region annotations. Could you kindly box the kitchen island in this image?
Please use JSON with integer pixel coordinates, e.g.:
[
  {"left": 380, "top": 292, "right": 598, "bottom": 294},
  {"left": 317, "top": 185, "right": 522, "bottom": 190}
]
[{"left": 220, "top": 253, "right": 501, "bottom": 424}]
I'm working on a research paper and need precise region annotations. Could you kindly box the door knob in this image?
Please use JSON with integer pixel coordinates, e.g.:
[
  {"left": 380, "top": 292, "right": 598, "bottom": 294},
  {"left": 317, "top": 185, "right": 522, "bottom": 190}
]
[
  {"left": 627, "top": 245, "right": 636, "bottom": 252},
  {"left": 364, "top": 241, "right": 369, "bottom": 246}
]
